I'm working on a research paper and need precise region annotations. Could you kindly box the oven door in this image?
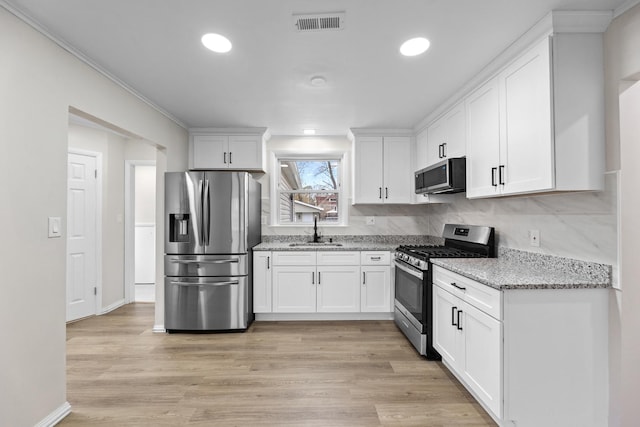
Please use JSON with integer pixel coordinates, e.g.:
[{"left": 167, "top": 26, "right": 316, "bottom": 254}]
[{"left": 394, "top": 259, "right": 426, "bottom": 333}]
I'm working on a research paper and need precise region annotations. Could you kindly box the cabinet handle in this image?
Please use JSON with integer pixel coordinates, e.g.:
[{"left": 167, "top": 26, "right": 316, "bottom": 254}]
[
  {"left": 499, "top": 165, "right": 505, "bottom": 185},
  {"left": 363, "top": 272, "right": 366, "bottom": 285},
  {"left": 312, "top": 272, "right": 315, "bottom": 285},
  {"left": 442, "top": 142, "right": 447, "bottom": 158},
  {"left": 224, "top": 152, "right": 227, "bottom": 164},
  {"left": 229, "top": 152, "right": 232, "bottom": 164},
  {"left": 385, "top": 187, "right": 389, "bottom": 199},
  {"left": 451, "top": 282, "right": 466, "bottom": 291},
  {"left": 491, "top": 167, "right": 497, "bottom": 187},
  {"left": 379, "top": 187, "right": 382, "bottom": 199},
  {"left": 457, "top": 310, "right": 463, "bottom": 330},
  {"left": 452, "top": 306, "right": 457, "bottom": 326},
  {"left": 267, "top": 256, "right": 270, "bottom": 269},
  {"left": 318, "top": 272, "right": 321, "bottom": 284},
  {"left": 371, "top": 256, "right": 381, "bottom": 261}
]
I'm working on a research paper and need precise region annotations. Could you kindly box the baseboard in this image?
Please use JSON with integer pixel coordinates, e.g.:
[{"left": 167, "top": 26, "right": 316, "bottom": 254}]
[
  {"left": 255, "top": 312, "right": 394, "bottom": 321},
  {"left": 153, "top": 324, "right": 166, "bottom": 333},
  {"left": 35, "top": 401, "right": 71, "bottom": 427},
  {"left": 99, "top": 299, "right": 126, "bottom": 315}
]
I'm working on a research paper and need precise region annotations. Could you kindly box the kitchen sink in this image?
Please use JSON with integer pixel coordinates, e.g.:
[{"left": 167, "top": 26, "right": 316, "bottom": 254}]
[{"left": 288, "top": 242, "right": 343, "bottom": 247}]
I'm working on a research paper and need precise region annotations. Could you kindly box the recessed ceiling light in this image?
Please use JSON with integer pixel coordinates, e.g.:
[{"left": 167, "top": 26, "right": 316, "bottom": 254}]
[
  {"left": 400, "top": 37, "right": 430, "bottom": 56},
  {"left": 201, "top": 33, "right": 232, "bottom": 53},
  {"left": 310, "top": 76, "right": 327, "bottom": 87},
  {"left": 303, "top": 129, "right": 316, "bottom": 135}
]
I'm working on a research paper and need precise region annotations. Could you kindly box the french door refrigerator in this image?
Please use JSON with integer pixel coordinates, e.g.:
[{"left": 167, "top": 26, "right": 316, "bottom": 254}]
[{"left": 164, "top": 171, "right": 260, "bottom": 332}]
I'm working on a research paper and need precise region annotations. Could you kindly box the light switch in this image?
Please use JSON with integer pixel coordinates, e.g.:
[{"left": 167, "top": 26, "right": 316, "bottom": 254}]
[{"left": 48, "top": 217, "right": 62, "bottom": 238}]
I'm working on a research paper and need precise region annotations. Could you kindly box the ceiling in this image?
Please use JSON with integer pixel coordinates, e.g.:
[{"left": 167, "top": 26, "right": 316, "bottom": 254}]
[{"left": 3, "top": 0, "right": 628, "bottom": 136}]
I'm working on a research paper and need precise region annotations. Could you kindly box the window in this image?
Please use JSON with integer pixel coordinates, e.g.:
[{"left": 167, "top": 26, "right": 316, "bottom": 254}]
[{"left": 275, "top": 157, "right": 344, "bottom": 225}]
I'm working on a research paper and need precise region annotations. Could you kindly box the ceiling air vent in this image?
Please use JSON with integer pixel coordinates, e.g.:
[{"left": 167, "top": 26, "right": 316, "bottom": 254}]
[{"left": 293, "top": 12, "right": 345, "bottom": 32}]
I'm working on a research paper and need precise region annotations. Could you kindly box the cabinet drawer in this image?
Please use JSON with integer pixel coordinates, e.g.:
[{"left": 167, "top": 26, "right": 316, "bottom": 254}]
[
  {"left": 272, "top": 251, "right": 316, "bottom": 266},
  {"left": 360, "top": 251, "right": 390, "bottom": 265},
  {"left": 317, "top": 251, "right": 360, "bottom": 266},
  {"left": 433, "top": 266, "right": 502, "bottom": 320}
]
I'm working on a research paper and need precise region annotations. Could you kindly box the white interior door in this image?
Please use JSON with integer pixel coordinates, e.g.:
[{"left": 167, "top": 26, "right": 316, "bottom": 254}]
[{"left": 67, "top": 152, "right": 98, "bottom": 321}]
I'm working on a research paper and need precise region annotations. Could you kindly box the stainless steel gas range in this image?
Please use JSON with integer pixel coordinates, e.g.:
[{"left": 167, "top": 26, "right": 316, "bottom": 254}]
[{"left": 393, "top": 224, "right": 495, "bottom": 359}]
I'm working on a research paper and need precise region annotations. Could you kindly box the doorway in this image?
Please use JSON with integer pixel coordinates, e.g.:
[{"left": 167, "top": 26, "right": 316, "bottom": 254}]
[
  {"left": 124, "top": 161, "right": 157, "bottom": 303},
  {"left": 125, "top": 160, "right": 156, "bottom": 303}
]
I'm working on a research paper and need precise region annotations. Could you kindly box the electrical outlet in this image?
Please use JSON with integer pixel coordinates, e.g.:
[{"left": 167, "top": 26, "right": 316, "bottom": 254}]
[
  {"left": 529, "top": 229, "right": 540, "bottom": 247},
  {"left": 366, "top": 216, "right": 375, "bottom": 225}
]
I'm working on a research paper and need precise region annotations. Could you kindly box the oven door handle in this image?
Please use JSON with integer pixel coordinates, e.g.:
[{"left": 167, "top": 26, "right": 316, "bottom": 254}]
[{"left": 394, "top": 260, "right": 424, "bottom": 280}]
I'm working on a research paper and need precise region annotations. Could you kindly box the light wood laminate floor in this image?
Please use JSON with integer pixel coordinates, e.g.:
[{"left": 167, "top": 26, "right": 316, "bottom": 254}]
[{"left": 61, "top": 303, "right": 496, "bottom": 426}]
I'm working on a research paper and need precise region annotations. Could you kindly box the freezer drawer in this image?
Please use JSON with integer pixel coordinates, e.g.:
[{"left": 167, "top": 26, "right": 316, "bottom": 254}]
[
  {"left": 165, "top": 254, "right": 247, "bottom": 277},
  {"left": 165, "top": 276, "right": 251, "bottom": 331}
]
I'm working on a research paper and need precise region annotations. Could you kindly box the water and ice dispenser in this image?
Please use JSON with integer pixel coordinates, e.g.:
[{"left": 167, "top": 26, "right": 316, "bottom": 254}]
[{"left": 169, "top": 214, "right": 190, "bottom": 242}]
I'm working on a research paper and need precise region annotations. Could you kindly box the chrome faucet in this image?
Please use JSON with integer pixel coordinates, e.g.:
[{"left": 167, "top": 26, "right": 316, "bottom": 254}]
[{"left": 313, "top": 216, "right": 321, "bottom": 243}]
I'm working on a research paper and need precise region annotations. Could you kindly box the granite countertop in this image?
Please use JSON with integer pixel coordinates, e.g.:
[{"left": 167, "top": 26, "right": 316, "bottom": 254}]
[
  {"left": 253, "top": 234, "right": 442, "bottom": 252},
  {"left": 431, "top": 248, "right": 611, "bottom": 290},
  {"left": 253, "top": 241, "right": 399, "bottom": 251}
]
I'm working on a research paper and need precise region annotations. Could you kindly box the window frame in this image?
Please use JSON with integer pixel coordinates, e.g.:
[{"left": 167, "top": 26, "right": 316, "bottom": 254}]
[{"left": 271, "top": 153, "right": 347, "bottom": 227}]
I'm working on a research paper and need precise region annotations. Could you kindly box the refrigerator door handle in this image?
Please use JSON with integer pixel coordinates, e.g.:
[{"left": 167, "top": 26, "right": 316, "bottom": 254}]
[
  {"left": 203, "top": 178, "right": 211, "bottom": 246},
  {"left": 198, "top": 179, "right": 205, "bottom": 245},
  {"left": 169, "top": 259, "right": 239, "bottom": 264},
  {"left": 169, "top": 280, "right": 240, "bottom": 287}
]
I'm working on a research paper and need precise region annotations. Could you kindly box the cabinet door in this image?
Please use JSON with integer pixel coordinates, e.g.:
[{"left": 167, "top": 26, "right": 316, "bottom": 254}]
[
  {"left": 499, "top": 37, "right": 554, "bottom": 195},
  {"left": 353, "top": 136, "right": 384, "bottom": 203},
  {"left": 443, "top": 102, "right": 466, "bottom": 159},
  {"left": 415, "top": 128, "right": 429, "bottom": 171},
  {"left": 361, "top": 266, "right": 391, "bottom": 312},
  {"left": 427, "top": 117, "right": 446, "bottom": 165},
  {"left": 227, "top": 135, "right": 263, "bottom": 170},
  {"left": 461, "top": 301, "right": 502, "bottom": 419},
  {"left": 191, "top": 135, "right": 228, "bottom": 169},
  {"left": 272, "top": 266, "right": 316, "bottom": 312},
  {"left": 465, "top": 78, "right": 501, "bottom": 198},
  {"left": 253, "top": 252, "right": 272, "bottom": 313},
  {"left": 383, "top": 136, "right": 412, "bottom": 203},
  {"left": 433, "top": 285, "right": 463, "bottom": 367},
  {"left": 316, "top": 266, "right": 361, "bottom": 313}
]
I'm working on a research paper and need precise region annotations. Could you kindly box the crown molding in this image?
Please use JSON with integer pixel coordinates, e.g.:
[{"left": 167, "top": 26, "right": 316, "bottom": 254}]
[
  {"left": 614, "top": 0, "right": 640, "bottom": 18},
  {"left": 0, "top": 0, "right": 187, "bottom": 130}
]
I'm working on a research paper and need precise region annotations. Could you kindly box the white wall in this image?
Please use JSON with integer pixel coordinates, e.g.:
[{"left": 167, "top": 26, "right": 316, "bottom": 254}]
[
  {"left": 605, "top": 5, "right": 640, "bottom": 426},
  {"left": 260, "top": 135, "right": 431, "bottom": 236},
  {"left": 135, "top": 165, "right": 157, "bottom": 224},
  {"left": 0, "top": 6, "right": 187, "bottom": 427}
]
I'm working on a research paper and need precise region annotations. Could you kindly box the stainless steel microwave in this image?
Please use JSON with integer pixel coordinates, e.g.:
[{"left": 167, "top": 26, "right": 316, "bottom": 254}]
[{"left": 415, "top": 157, "right": 466, "bottom": 194}]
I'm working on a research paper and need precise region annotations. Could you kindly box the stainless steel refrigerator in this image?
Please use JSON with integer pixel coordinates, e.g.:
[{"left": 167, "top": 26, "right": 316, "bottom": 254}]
[{"left": 164, "top": 171, "right": 261, "bottom": 332}]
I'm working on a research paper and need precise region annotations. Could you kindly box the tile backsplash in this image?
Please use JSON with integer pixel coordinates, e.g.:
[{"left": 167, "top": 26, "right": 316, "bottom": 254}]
[
  {"left": 262, "top": 172, "right": 618, "bottom": 282},
  {"left": 428, "top": 172, "right": 618, "bottom": 272}
]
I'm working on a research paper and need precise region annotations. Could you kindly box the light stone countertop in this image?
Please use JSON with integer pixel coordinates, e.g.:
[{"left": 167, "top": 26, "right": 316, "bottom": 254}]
[
  {"left": 253, "top": 234, "right": 442, "bottom": 252},
  {"left": 253, "top": 241, "right": 399, "bottom": 252},
  {"left": 431, "top": 248, "right": 611, "bottom": 290}
]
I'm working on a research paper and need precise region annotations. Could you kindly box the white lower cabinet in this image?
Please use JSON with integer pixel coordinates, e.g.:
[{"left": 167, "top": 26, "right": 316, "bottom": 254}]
[
  {"left": 433, "top": 284, "right": 501, "bottom": 419},
  {"left": 360, "top": 266, "right": 391, "bottom": 312},
  {"left": 433, "top": 265, "right": 608, "bottom": 427},
  {"left": 272, "top": 265, "right": 316, "bottom": 312},
  {"left": 254, "top": 250, "right": 392, "bottom": 315},
  {"left": 316, "top": 266, "right": 361, "bottom": 312},
  {"left": 253, "top": 251, "right": 272, "bottom": 313}
]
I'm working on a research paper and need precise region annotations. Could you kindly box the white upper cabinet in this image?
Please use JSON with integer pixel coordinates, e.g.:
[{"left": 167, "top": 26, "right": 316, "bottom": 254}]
[
  {"left": 350, "top": 130, "right": 412, "bottom": 204},
  {"left": 466, "top": 32, "right": 605, "bottom": 198},
  {"left": 499, "top": 38, "right": 554, "bottom": 195},
  {"left": 189, "top": 128, "right": 267, "bottom": 172},
  {"left": 466, "top": 78, "right": 501, "bottom": 198},
  {"left": 425, "top": 102, "right": 466, "bottom": 167}
]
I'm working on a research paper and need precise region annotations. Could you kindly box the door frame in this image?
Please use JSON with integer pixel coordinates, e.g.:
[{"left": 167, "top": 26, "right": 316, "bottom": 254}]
[
  {"left": 124, "top": 160, "right": 157, "bottom": 304},
  {"left": 67, "top": 148, "right": 103, "bottom": 318}
]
